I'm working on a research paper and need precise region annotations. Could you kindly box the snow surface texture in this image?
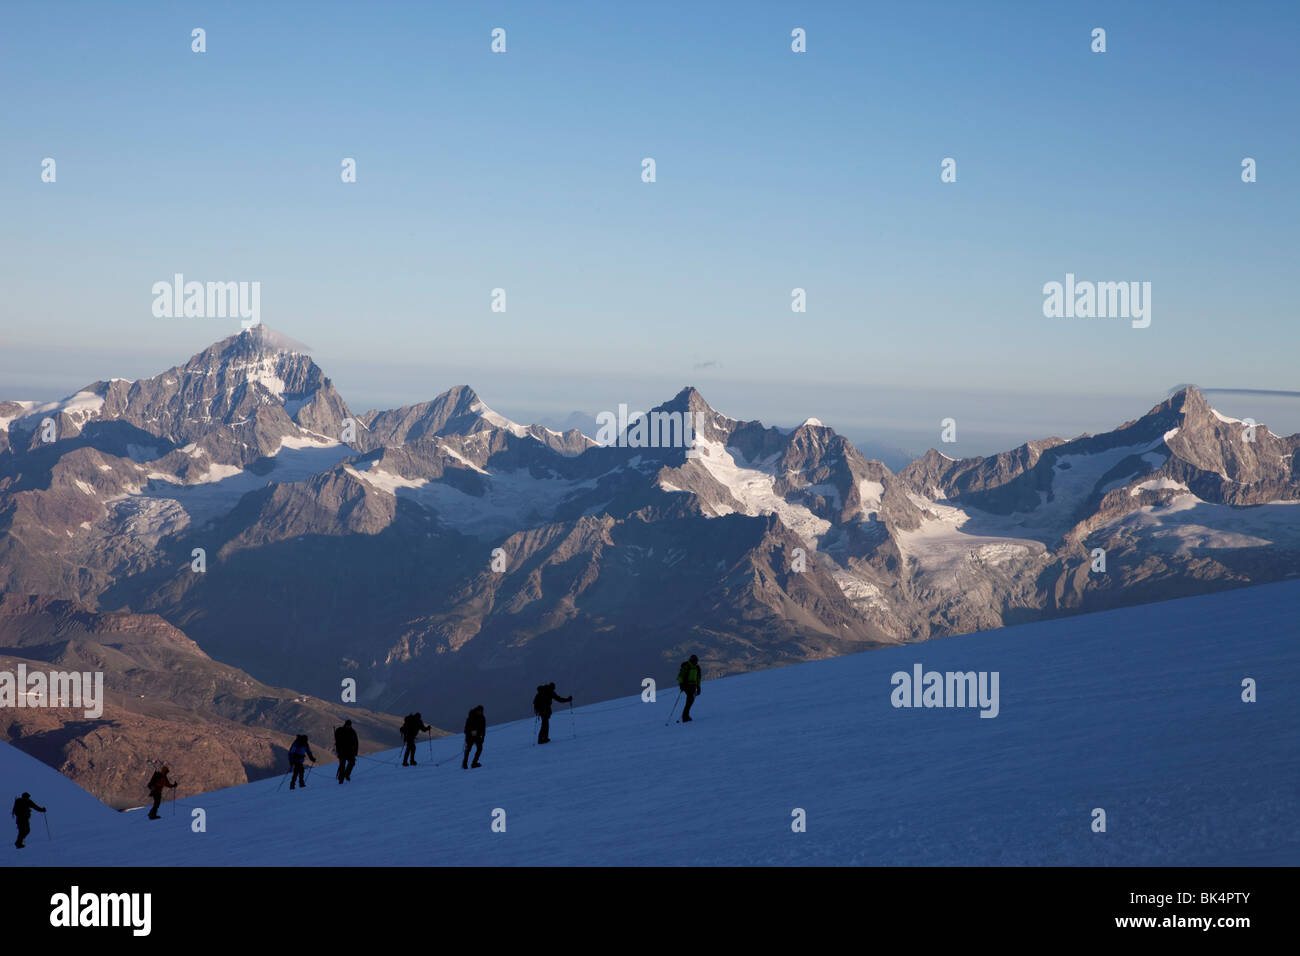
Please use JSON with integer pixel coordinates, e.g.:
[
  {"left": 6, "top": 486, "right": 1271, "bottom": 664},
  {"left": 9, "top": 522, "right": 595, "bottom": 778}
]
[
  {"left": 3, "top": 580, "right": 1296, "bottom": 866},
  {"left": 899, "top": 492, "right": 1045, "bottom": 571},
  {"left": 1102, "top": 496, "right": 1300, "bottom": 552}
]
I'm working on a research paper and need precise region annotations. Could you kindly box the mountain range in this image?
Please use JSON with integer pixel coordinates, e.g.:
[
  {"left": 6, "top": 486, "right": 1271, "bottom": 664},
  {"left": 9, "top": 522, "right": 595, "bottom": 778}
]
[{"left": 3, "top": 326, "right": 1298, "bottom": 798}]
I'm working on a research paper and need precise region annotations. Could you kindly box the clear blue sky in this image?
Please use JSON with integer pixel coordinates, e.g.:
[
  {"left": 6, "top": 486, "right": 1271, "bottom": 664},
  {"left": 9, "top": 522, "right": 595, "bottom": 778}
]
[{"left": 1, "top": 0, "right": 1297, "bottom": 453}]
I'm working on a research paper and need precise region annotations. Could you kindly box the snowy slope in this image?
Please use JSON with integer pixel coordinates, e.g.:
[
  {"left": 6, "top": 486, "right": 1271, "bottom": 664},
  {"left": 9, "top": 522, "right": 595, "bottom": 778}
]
[
  {"left": 1100, "top": 495, "right": 1300, "bottom": 552},
  {"left": 0, "top": 743, "right": 118, "bottom": 830},
  {"left": 4, "top": 580, "right": 1297, "bottom": 867}
]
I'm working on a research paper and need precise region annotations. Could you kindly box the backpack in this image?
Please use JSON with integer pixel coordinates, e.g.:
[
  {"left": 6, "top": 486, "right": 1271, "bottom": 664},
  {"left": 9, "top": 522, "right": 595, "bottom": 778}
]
[{"left": 147, "top": 771, "right": 163, "bottom": 793}]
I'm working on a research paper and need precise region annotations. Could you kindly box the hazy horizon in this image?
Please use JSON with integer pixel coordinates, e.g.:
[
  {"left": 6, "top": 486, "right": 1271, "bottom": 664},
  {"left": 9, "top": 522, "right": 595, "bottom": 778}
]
[
  {"left": 4, "top": 330, "right": 1298, "bottom": 463},
  {"left": 2, "top": 0, "right": 1297, "bottom": 434},
  {"left": 3, "top": 0, "right": 1297, "bottom": 459}
]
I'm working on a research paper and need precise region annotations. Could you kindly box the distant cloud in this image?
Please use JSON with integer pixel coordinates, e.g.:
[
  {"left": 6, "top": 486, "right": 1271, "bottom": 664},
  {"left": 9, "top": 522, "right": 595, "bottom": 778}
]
[
  {"left": 252, "top": 326, "right": 313, "bottom": 354},
  {"left": 1185, "top": 385, "right": 1300, "bottom": 399},
  {"left": 693, "top": 360, "right": 721, "bottom": 370}
]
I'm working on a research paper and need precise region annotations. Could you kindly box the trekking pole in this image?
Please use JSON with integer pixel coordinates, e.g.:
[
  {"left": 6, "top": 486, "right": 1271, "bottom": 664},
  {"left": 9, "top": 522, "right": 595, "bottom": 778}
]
[
  {"left": 532, "top": 716, "right": 538, "bottom": 746},
  {"left": 427, "top": 729, "right": 434, "bottom": 759},
  {"left": 172, "top": 780, "right": 178, "bottom": 817},
  {"left": 665, "top": 689, "right": 682, "bottom": 726},
  {"left": 569, "top": 700, "right": 575, "bottom": 739},
  {"left": 275, "top": 768, "right": 291, "bottom": 792},
  {"left": 44, "top": 813, "right": 51, "bottom": 841}
]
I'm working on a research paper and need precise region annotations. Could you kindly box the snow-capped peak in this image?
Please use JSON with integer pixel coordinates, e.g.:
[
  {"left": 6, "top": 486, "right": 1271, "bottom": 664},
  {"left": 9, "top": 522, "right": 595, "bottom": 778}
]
[
  {"left": 468, "top": 399, "right": 529, "bottom": 438},
  {"left": 237, "top": 325, "right": 310, "bottom": 355},
  {"left": 2, "top": 389, "right": 106, "bottom": 431}
]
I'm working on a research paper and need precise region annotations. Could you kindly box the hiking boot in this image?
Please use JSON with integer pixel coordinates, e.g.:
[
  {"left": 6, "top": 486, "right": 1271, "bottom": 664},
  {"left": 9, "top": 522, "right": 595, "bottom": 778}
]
[
  {"left": 461, "top": 762, "right": 468, "bottom": 770},
  {"left": 681, "top": 716, "right": 692, "bottom": 722},
  {"left": 471, "top": 761, "right": 482, "bottom": 768}
]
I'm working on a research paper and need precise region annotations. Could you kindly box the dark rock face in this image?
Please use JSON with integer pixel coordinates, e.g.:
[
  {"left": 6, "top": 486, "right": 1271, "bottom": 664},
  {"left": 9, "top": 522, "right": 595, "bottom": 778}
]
[{"left": 0, "top": 594, "right": 406, "bottom": 808}]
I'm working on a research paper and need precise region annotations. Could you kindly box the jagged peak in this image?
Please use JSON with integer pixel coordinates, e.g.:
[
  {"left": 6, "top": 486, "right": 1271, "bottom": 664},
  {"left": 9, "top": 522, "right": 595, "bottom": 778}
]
[
  {"left": 359, "top": 385, "right": 543, "bottom": 443},
  {"left": 1136, "top": 384, "right": 1215, "bottom": 430},
  {"left": 183, "top": 326, "right": 314, "bottom": 371},
  {"left": 363, "top": 385, "right": 479, "bottom": 421},
  {"left": 236, "top": 325, "right": 311, "bottom": 355},
  {"left": 1170, "top": 384, "right": 1210, "bottom": 413},
  {"left": 445, "top": 385, "right": 485, "bottom": 414},
  {"left": 654, "top": 386, "right": 732, "bottom": 422}
]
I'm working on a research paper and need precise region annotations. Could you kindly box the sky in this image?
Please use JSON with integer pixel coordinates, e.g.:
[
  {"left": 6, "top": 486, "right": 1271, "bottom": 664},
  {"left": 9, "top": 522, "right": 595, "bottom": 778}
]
[{"left": 1, "top": 0, "right": 1297, "bottom": 456}]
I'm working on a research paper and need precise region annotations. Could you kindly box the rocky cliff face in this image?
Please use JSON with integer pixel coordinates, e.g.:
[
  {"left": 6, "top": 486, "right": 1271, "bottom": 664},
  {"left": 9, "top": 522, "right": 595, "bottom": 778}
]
[{"left": 0, "top": 594, "right": 408, "bottom": 808}]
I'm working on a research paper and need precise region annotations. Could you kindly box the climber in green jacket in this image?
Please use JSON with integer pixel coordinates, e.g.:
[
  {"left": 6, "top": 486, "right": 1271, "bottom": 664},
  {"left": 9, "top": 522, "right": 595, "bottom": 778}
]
[{"left": 677, "top": 655, "right": 702, "bottom": 722}]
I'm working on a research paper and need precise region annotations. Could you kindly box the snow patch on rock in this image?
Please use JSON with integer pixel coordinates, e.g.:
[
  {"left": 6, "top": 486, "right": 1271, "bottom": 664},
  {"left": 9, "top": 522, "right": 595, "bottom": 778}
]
[
  {"left": 469, "top": 400, "right": 529, "bottom": 438},
  {"left": 692, "top": 439, "right": 831, "bottom": 546},
  {"left": 1131, "top": 477, "right": 1190, "bottom": 496}
]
